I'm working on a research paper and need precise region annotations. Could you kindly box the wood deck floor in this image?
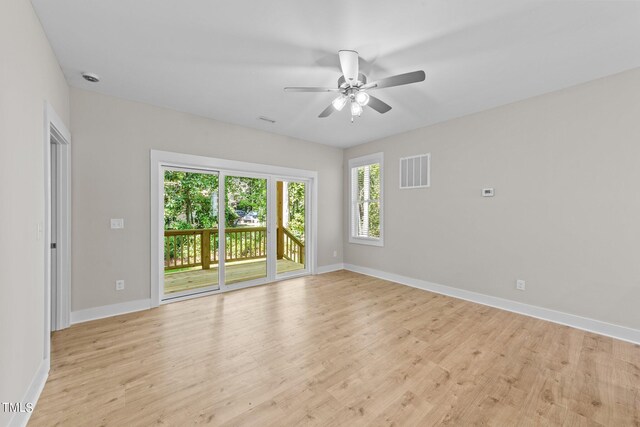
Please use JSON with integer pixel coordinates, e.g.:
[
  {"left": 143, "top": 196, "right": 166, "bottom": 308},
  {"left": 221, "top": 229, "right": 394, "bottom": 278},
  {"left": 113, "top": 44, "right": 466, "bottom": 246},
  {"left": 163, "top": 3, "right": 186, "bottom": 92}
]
[
  {"left": 30, "top": 270, "right": 640, "bottom": 426},
  {"left": 164, "top": 259, "right": 304, "bottom": 294}
]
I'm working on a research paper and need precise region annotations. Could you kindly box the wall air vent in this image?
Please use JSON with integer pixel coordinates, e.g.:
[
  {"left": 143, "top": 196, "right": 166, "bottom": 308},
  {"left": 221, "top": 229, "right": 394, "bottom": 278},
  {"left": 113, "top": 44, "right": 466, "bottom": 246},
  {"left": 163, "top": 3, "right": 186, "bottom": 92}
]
[{"left": 400, "top": 153, "right": 430, "bottom": 189}]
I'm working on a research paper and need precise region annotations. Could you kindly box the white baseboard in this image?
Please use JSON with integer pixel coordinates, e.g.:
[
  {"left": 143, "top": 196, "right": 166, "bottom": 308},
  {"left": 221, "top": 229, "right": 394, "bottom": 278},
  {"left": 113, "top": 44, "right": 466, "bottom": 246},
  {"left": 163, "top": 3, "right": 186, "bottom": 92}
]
[
  {"left": 70, "top": 298, "right": 152, "bottom": 324},
  {"left": 70, "top": 268, "right": 345, "bottom": 324},
  {"left": 9, "top": 357, "right": 49, "bottom": 427},
  {"left": 316, "top": 263, "right": 345, "bottom": 274},
  {"left": 344, "top": 263, "right": 640, "bottom": 345}
]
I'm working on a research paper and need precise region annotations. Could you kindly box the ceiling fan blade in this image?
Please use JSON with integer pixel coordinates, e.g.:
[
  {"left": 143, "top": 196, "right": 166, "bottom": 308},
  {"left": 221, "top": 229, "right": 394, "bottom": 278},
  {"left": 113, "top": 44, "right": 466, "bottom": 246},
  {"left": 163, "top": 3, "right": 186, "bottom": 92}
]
[
  {"left": 362, "top": 70, "right": 426, "bottom": 90},
  {"left": 338, "top": 50, "right": 359, "bottom": 86},
  {"left": 367, "top": 95, "right": 392, "bottom": 114},
  {"left": 284, "top": 87, "right": 340, "bottom": 92},
  {"left": 318, "top": 103, "right": 335, "bottom": 118}
]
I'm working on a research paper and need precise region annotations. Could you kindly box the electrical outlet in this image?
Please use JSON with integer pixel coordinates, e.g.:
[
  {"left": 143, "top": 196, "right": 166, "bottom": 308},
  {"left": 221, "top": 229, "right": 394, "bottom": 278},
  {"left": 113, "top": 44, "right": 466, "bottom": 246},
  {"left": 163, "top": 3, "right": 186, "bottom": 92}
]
[
  {"left": 333, "top": 250, "right": 337, "bottom": 257},
  {"left": 516, "top": 280, "right": 526, "bottom": 291},
  {"left": 115, "top": 280, "right": 125, "bottom": 291}
]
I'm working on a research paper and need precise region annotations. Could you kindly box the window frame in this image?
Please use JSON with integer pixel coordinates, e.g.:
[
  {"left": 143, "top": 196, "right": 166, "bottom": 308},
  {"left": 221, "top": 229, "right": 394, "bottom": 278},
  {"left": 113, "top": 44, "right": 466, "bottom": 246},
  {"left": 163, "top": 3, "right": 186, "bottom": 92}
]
[{"left": 348, "top": 152, "right": 384, "bottom": 247}]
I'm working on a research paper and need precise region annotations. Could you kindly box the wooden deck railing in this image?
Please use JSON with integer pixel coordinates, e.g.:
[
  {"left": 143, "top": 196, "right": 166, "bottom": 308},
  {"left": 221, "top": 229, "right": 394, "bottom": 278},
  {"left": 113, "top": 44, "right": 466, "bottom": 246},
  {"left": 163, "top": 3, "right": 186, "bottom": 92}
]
[
  {"left": 283, "top": 228, "right": 305, "bottom": 264},
  {"left": 164, "top": 227, "right": 303, "bottom": 270}
]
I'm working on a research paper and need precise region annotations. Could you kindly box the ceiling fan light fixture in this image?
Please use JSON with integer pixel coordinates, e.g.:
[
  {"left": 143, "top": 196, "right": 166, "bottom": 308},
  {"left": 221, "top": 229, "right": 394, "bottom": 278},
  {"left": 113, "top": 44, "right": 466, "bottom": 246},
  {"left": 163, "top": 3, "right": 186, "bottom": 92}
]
[
  {"left": 350, "top": 101, "right": 363, "bottom": 117},
  {"left": 355, "top": 91, "right": 370, "bottom": 106},
  {"left": 332, "top": 95, "right": 348, "bottom": 111}
]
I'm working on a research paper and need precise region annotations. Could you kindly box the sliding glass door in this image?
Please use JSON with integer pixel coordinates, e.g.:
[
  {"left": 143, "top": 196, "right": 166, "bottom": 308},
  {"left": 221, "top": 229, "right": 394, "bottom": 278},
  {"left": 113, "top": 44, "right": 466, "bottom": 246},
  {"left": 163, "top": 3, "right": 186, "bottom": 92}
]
[
  {"left": 222, "top": 174, "right": 269, "bottom": 286},
  {"left": 162, "top": 167, "right": 220, "bottom": 299},
  {"left": 156, "top": 154, "right": 314, "bottom": 303}
]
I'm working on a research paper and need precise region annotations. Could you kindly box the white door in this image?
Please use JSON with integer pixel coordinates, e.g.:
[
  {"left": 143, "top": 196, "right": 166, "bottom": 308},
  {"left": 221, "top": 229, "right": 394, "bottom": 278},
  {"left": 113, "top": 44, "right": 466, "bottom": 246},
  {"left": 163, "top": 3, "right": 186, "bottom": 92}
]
[{"left": 50, "top": 141, "right": 58, "bottom": 330}]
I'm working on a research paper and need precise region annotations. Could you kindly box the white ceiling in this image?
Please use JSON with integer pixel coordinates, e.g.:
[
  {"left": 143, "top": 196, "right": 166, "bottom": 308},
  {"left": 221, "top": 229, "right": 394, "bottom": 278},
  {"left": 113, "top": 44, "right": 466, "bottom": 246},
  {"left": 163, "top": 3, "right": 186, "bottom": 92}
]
[{"left": 32, "top": 0, "right": 640, "bottom": 148}]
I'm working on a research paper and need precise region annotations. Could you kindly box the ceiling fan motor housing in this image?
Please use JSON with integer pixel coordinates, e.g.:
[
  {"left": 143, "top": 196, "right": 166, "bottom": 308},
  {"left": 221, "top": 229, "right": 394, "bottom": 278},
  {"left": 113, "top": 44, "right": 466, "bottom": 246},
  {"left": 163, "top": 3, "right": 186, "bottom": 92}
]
[{"left": 338, "top": 73, "right": 367, "bottom": 90}]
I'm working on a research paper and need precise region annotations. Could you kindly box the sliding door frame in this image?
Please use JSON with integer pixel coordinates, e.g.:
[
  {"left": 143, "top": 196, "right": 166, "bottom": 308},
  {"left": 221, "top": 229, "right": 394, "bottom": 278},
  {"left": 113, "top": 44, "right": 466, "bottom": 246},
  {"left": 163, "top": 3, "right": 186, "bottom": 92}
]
[{"left": 150, "top": 150, "right": 318, "bottom": 307}]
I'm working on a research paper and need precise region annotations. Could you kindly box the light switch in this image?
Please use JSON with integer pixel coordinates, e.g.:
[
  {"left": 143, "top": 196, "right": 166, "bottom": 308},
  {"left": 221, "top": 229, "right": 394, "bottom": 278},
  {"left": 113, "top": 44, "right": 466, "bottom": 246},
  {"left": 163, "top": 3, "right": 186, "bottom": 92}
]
[{"left": 110, "top": 218, "right": 124, "bottom": 229}]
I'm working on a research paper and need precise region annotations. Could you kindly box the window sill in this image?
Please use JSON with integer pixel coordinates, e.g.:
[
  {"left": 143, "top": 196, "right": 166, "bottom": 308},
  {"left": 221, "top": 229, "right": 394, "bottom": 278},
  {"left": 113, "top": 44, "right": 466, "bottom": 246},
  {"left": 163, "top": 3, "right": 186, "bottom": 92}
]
[{"left": 349, "top": 236, "right": 384, "bottom": 247}]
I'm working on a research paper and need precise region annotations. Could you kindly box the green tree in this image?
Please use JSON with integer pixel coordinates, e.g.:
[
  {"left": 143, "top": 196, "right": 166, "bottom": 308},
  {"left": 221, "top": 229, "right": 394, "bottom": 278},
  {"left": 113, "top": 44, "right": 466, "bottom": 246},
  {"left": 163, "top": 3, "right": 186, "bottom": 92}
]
[
  {"left": 164, "top": 173, "right": 307, "bottom": 238},
  {"left": 356, "top": 164, "right": 380, "bottom": 237},
  {"left": 225, "top": 176, "right": 267, "bottom": 226},
  {"left": 287, "top": 182, "right": 305, "bottom": 242},
  {"left": 164, "top": 171, "right": 219, "bottom": 230}
]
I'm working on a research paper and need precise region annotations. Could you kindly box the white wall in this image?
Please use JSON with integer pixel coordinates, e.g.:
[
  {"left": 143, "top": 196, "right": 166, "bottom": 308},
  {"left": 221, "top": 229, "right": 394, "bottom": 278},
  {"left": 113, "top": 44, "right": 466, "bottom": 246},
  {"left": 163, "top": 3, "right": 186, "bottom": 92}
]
[
  {"left": 0, "top": 0, "right": 69, "bottom": 425},
  {"left": 70, "top": 88, "right": 343, "bottom": 312},
  {"left": 344, "top": 67, "right": 640, "bottom": 331}
]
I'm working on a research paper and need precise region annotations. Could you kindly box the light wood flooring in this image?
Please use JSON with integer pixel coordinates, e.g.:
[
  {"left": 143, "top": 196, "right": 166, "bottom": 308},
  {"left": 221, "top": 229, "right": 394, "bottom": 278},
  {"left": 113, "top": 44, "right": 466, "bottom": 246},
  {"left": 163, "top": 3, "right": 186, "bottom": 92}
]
[
  {"left": 164, "top": 259, "right": 304, "bottom": 294},
  {"left": 30, "top": 270, "right": 640, "bottom": 426}
]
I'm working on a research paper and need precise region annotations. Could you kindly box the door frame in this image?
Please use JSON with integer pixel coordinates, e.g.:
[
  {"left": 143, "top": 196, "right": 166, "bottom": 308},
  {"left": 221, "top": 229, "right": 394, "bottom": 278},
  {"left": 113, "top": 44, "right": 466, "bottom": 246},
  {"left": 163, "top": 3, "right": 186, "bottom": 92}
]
[
  {"left": 150, "top": 150, "right": 318, "bottom": 307},
  {"left": 43, "top": 101, "right": 71, "bottom": 362}
]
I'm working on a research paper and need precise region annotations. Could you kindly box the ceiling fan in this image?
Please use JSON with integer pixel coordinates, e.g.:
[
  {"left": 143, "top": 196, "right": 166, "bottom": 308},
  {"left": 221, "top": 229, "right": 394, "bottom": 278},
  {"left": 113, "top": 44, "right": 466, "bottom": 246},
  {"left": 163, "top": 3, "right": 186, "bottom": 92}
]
[{"left": 284, "top": 50, "right": 425, "bottom": 121}]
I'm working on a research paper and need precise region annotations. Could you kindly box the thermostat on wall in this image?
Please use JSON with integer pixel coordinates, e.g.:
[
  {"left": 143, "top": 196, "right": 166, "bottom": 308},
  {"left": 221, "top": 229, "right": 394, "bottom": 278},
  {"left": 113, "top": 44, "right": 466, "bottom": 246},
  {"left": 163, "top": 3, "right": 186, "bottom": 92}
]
[{"left": 482, "top": 188, "right": 495, "bottom": 197}]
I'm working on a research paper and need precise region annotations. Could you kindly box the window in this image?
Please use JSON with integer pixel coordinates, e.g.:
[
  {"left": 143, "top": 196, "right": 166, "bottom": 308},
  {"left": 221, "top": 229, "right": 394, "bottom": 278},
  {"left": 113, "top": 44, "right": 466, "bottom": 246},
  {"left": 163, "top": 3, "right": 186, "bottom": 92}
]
[{"left": 349, "top": 153, "right": 383, "bottom": 246}]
